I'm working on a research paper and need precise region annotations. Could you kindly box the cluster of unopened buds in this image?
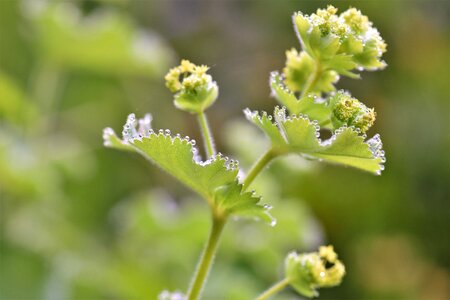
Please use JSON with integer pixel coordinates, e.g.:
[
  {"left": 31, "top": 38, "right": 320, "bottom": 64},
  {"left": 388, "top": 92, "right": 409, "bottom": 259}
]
[{"left": 165, "top": 59, "right": 218, "bottom": 113}]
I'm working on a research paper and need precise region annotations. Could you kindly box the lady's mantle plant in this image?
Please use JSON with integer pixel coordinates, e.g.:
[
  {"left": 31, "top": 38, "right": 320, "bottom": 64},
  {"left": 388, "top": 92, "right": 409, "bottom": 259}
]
[{"left": 103, "top": 6, "right": 386, "bottom": 299}]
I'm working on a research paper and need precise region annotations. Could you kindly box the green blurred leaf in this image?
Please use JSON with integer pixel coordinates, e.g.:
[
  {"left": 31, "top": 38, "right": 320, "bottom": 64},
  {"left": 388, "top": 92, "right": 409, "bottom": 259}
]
[
  {"left": 32, "top": 3, "right": 173, "bottom": 76},
  {"left": 0, "top": 72, "right": 37, "bottom": 126}
]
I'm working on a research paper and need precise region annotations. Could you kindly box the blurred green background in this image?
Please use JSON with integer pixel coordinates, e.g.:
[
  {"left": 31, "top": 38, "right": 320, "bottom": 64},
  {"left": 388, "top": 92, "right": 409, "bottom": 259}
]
[{"left": 1, "top": 0, "right": 449, "bottom": 299}]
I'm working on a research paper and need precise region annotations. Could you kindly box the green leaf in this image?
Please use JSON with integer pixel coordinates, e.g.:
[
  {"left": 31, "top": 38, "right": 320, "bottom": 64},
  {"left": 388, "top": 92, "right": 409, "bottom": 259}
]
[
  {"left": 214, "top": 182, "right": 275, "bottom": 225},
  {"left": 33, "top": 2, "right": 173, "bottom": 76},
  {"left": 244, "top": 107, "right": 385, "bottom": 174},
  {"left": 270, "top": 72, "right": 331, "bottom": 124},
  {"left": 324, "top": 54, "right": 360, "bottom": 79},
  {"left": 0, "top": 72, "right": 37, "bottom": 127},
  {"left": 103, "top": 113, "right": 274, "bottom": 223}
]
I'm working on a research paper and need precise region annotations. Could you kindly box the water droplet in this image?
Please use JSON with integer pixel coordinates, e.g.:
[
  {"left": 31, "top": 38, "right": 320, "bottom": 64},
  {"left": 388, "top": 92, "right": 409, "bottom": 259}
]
[
  {"left": 158, "top": 129, "right": 164, "bottom": 134},
  {"left": 127, "top": 113, "right": 136, "bottom": 122},
  {"left": 270, "top": 218, "right": 277, "bottom": 227},
  {"left": 165, "top": 129, "right": 171, "bottom": 135},
  {"left": 190, "top": 140, "right": 196, "bottom": 146}
]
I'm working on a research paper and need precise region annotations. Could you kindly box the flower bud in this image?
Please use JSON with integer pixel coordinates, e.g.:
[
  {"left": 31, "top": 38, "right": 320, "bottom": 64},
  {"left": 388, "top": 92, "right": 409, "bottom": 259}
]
[
  {"left": 165, "top": 60, "right": 218, "bottom": 113},
  {"left": 330, "top": 91, "right": 376, "bottom": 133},
  {"left": 285, "top": 245, "right": 346, "bottom": 298}
]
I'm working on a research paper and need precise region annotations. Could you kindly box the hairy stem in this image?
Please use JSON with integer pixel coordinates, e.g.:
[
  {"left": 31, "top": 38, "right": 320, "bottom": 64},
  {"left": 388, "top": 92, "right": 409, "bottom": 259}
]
[
  {"left": 300, "top": 60, "right": 322, "bottom": 99},
  {"left": 256, "top": 278, "right": 290, "bottom": 300},
  {"left": 187, "top": 215, "right": 226, "bottom": 300},
  {"left": 243, "top": 148, "right": 277, "bottom": 191},
  {"left": 197, "top": 112, "right": 216, "bottom": 158}
]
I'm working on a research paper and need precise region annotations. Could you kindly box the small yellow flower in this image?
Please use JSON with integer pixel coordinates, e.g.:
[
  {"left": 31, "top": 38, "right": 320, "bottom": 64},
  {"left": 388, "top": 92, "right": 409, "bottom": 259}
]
[{"left": 165, "top": 60, "right": 218, "bottom": 113}]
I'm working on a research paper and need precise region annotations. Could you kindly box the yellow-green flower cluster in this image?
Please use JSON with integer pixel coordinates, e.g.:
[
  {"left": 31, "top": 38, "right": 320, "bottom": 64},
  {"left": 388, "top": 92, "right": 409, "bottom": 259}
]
[
  {"left": 293, "top": 5, "right": 387, "bottom": 73},
  {"left": 309, "top": 6, "right": 346, "bottom": 37},
  {"left": 330, "top": 91, "right": 376, "bottom": 133},
  {"left": 285, "top": 245, "right": 346, "bottom": 298},
  {"left": 165, "top": 60, "right": 218, "bottom": 113}
]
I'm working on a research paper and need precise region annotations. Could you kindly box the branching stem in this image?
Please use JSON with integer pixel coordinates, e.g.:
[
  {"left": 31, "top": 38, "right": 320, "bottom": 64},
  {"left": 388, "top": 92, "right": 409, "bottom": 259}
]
[
  {"left": 187, "top": 215, "right": 226, "bottom": 300},
  {"left": 197, "top": 112, "right": 216, "bottom": 158},
  {"left": 256, "top": 278, "right": 290, "bottom": 300}
]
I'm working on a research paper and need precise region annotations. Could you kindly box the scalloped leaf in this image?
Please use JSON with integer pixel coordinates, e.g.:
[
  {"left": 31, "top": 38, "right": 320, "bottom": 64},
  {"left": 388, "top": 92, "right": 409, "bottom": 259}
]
[
  {"left": 103, "top": 113, "right": 274, "bottom": 223},
  {"left": 245, "top": 107, "right": 385, "bottom": 174},
  {"left": 214, "top": 182, "right": 275, "bottom": 225},
  {"left": 270, "top": 72, "right": 331, "bottom": 125}
]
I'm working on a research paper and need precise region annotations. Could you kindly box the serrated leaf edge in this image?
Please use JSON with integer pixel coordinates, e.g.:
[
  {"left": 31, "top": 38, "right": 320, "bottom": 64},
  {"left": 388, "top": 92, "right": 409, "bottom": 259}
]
[
  {"left": 244, "top": 107, "right": 386, "bottom": 174},
  {"left": 103, "top": 113, "right": 276, "bottom": 224},
  {"left": 103, "top": 113, "right": 239, "bottom": 171}
]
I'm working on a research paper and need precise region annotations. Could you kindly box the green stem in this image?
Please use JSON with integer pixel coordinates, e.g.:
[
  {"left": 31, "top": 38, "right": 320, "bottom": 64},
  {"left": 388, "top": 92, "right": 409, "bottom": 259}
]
[
  {"left": 187, "top": 215, "right": 226, "bottom": 300},
  {"left": 243, "top": 148, "right": 277, "bottom": 191},
  {"left": 300, "top": 60, "right": 322, "bottom": 99},
  {"left": 197, "top": 112, "right": 216, "bottom": 158},
  {"left": 256, "top": 278, "right": 291, "bottom": 300}
]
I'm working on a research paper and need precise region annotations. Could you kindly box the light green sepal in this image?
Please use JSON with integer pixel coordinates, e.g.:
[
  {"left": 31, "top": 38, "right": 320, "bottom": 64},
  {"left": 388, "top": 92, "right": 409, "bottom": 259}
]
[
  {"left": 244, "top": 107, "right": 385, "bottom": 174},
  {"left": 103, "top": 113, "right": 274, "bottom": 223}
]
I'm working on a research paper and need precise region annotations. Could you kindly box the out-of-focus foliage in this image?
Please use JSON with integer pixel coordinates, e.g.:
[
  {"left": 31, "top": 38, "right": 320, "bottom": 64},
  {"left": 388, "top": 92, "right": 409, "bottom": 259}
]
[
  {"left": 27, "top": 0, "right": 172, "bottom": 76},
  {"left": 1, "top": 0, "right": 449, "bottom": 300}
]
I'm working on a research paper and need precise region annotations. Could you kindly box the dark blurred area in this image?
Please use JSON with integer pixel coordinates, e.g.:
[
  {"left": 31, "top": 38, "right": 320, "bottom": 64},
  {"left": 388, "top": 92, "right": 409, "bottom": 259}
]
[{"left": 1, "top": 0, "right": 449, "bottom": 299}]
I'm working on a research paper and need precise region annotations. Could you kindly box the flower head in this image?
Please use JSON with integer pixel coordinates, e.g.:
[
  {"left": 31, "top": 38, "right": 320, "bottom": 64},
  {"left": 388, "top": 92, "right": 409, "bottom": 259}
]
[
  {"left": 330, "top": 91, "right": 376, "bottom": 133},
  {"left": 293, "top": 6, "right": 387, "bottom": 73},
  {"left": 165, "top": 60, "right": 218, "bottom": 113},
  {"left": 285, "top": 245, "right": 346, "bottom": 298}
]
